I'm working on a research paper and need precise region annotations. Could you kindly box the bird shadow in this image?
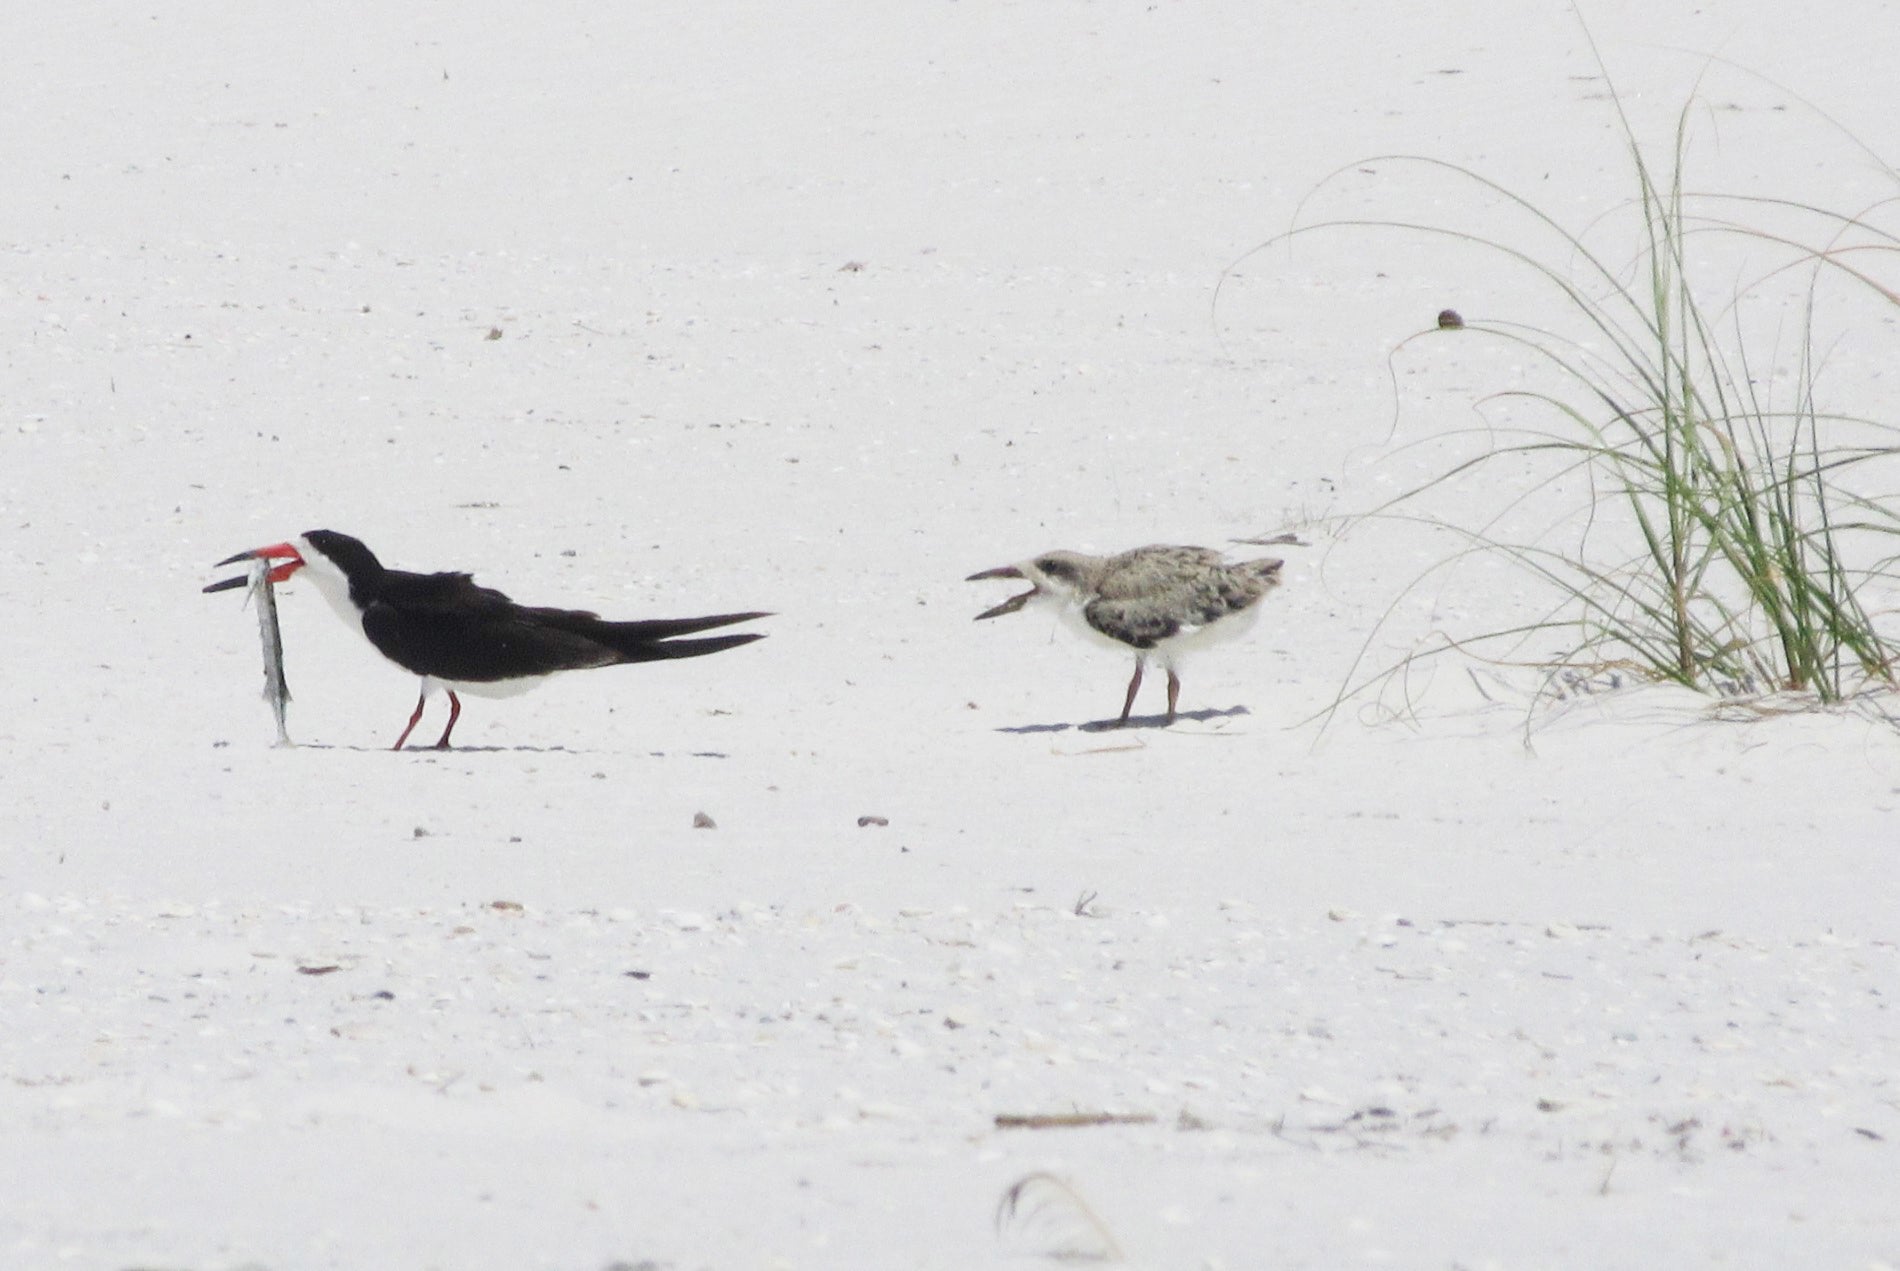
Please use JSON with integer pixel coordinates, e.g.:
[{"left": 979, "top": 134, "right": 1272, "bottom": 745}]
[
  {"left": 282, "top": 743, "right": 730, "bottom": 757},
  {"left": 996, "top": 705, "right": 1250, "bottom": 735}
]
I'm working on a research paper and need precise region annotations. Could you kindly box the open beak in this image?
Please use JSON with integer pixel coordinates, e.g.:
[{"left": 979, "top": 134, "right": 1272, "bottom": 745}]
[
  {"left": 967, "top": 563, "right": 1038, "bottom": 621},
  {"left": 204, "top": 542, "right": 305, "bottom": 594}
]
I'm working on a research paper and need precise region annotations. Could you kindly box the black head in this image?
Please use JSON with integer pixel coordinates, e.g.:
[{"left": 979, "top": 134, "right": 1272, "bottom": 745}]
[{"left": 301, "top": 530, "right": 381, "bottom": 574}]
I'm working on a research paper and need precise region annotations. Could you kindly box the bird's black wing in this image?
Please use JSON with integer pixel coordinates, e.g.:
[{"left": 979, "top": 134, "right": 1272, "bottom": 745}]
[
  {"left": 360, "top": 584, "right": 768, "bottom": 681},
  {"left": 529, "top": 607, "right": 767, "bottom": 645},
  {"left": 527, "top": 608, "right": 771, "bottom": 663},
  {"left": 374, "top": 569, "right": 523, "bottom": 614},
  {"left": 360, "top": 597, "right": 622, "bottom": 682}
]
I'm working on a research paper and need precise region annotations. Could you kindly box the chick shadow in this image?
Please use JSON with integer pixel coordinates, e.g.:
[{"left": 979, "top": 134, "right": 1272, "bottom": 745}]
[
  {"left": 997, "top": 705, "right": 1250, "bottom": 735},
  {"left": 403, "top": 744, "right": 582, "bottom": 755}
]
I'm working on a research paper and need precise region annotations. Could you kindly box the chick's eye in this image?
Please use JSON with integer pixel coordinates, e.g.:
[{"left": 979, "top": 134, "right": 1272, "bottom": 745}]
[{"left": 1036, "top": 558, "right": 1073, "bottom": 580}]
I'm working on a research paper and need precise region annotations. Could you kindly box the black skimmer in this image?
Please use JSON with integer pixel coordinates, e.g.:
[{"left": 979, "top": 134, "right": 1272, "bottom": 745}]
[
  {"left": 206, "top": 530, "right": 768, "bottom": 749},
  {"left": 968, "top": 545, "right": 1283, "bottom": 726}
]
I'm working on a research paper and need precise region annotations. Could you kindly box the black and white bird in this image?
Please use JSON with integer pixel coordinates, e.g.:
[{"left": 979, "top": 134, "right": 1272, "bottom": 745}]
[
  {"left": 968, "top": 545, "right": 1283, "bottom": 726},
  {"left": 206, "top": 530, "right": 768, "bottom": 749}
]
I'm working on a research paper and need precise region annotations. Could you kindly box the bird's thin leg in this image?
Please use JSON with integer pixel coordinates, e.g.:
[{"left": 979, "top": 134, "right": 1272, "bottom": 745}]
[
  {"left": 1165, "top": 670, "right": 1181, "bottom": 725},
  {"left": 392, "top": 690, "right": 428, "bottom": 751},
  {"left": 432, "top": 691, "right": 462, "bottom": 750},
  {"left": 1118, "top": 662, "right": 1144, "bottom": 726}
]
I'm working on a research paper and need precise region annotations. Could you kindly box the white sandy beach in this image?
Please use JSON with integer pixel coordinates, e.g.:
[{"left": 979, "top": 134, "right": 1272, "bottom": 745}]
[{"left": 3, "top": 2, "right": 1897, "bottom": 1267}]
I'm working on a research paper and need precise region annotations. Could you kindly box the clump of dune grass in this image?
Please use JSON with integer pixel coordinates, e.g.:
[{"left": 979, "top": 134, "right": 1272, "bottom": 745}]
[{"left": 1233, "top": 45, "right": 1900, "bottom": 722}]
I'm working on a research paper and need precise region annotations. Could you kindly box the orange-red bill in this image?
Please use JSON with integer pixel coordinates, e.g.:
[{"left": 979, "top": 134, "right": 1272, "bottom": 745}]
[{"left": 204, "top": 542, "right": 305, "bottom": 593}]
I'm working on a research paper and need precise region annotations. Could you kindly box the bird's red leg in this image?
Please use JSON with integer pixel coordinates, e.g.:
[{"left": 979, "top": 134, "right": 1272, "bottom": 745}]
[
  {"left": 432, "top": 691, "right": 462, "bottom": 750},
  {"left": 1118, "top": 663, "right": 1144, "bottom": 726},
  {"left": 392, "top": 690, "right": 428, "bottom": 750},
  {"left": 1165, "top": 670, "right": 1181, "bottom": 725}
]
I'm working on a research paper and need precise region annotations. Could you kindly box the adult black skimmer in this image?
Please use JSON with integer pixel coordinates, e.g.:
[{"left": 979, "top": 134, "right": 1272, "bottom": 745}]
[
  {"left": 206, "top": 530, "right": 768, "bottom": 749},
  {"left": 968, "top": 545, "right": 1282, "bottom": 726}
]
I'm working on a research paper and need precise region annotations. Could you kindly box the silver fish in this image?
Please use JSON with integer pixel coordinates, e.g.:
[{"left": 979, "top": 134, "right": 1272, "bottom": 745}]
[{"left": 246, "top": 557, "right": 293, "bottom": 746}]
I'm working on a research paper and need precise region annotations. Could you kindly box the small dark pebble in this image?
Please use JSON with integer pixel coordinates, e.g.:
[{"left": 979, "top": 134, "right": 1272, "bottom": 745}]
[
  {"left": 1437, "top": 308, "right": 1464, "bottom": 329},
  {"left": 857, "top": 815, "right": 889, "bottom": 828}
]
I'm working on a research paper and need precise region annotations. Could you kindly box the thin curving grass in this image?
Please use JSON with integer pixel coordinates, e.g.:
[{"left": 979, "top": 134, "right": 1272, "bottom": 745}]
[{"left": 1231, "top": 47, "right": 1900, "bottom": 726}]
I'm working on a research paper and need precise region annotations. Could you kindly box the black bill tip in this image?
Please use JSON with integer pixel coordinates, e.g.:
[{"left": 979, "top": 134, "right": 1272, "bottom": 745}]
[{"left": 203, "top": 574, "right": 250, "bottom": 594}]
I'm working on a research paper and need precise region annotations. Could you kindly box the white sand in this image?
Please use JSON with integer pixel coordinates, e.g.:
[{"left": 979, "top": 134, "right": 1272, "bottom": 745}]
[{"left": 3, "top": 3, "right": 1896, "bottom": 1267}]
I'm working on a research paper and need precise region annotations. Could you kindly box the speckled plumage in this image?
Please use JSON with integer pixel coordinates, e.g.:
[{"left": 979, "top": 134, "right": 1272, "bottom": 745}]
[
  {"left": 1073, "top": 546, "right": 1280, "bottom": 649},
  {"left": 968, "top": 544, "right": 1283, "bottom": 726}
]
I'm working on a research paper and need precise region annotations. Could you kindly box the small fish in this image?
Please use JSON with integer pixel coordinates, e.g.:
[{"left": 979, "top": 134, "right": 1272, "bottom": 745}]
[
  {"left": 207, "top": 556, "right": 293, "bottom": 745},
  {"left": 249, "top": 558, "right": 293, "bottom": 746}
]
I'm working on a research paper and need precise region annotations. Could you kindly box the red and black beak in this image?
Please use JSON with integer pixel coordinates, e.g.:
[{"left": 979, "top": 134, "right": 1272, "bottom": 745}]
[
  {"left": 966, "top": 563, "right": 1037, "bottom": 621},
  {"left": 203, "top": 542, "right": 306, "bottom": 594}
]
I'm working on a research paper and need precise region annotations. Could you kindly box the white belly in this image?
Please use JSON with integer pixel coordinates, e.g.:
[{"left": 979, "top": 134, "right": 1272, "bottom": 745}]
[{"left": 427, "top": 674, "right": 551, "bottom": 701}]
